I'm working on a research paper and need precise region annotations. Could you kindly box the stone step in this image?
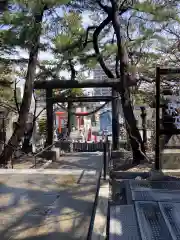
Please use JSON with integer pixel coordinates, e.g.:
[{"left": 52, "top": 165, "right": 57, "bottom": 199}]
[
  {"left": 129, "top": 179, "right": 180, "bottom": 191},
  {"left": 135, "top": 201, "right": 173, "bottom": 240},
  {"left": 161, "top": 151, "right": 180, "bottom": 169},
  {"left": 159, "top": 202, "right": 180, "bottom": 239},
  {"left": 109, "top": 205, "right": 141, "bottom": 240},
  {"left": 111, "top": 150, "right": 132, "bottom": 159},
  {"left": 110, "top": 171, "right": 150, "bottom": 180},
  {"left": 132, "top": 189, "right": 180, "bottom": 202}
]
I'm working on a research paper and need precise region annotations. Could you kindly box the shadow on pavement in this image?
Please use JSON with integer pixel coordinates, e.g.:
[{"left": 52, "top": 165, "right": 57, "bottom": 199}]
[{"left": 0, "top": 171, "right": 106, "bottom": 240}]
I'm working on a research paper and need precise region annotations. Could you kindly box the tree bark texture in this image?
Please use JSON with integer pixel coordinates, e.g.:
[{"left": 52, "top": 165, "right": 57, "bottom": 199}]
[
  {"left": 93, "top": 0, "right": 145, "bottom": 163},
  {"left": 110, "top": 0, "right": 145, "bottom": 162},
  {"left": 112, "top": 89, "right": 120, "bottom": 150}
]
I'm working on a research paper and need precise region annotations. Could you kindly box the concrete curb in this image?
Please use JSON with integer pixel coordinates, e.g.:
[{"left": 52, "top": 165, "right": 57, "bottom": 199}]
[
  {"left": 162, "top": 169, "right": 180, "bottom": 173},
  {"left": 29, "top": 159, "right": 52, "bottom": 169},
  {"left": 40, "top": 160, "right": 52, "bottom": 169},
  {"left": 90, "top": 178, "right": 109, "bottom": 240},
  {"left": 0, "top": 169, "right": 97, "bottom": 174}
]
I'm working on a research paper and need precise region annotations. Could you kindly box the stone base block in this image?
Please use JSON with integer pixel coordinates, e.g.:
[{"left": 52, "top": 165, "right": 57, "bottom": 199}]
[
  {"left": 38, "top": 150, "right": 57, "bottom": 161},
  {"left": 52, "top": 147, "right": 60, "bottom": 158},
  {"left": 113, "top": 156, "right": 132, "bottom": 170},
  {"left": 161, "top": 150, "right": 180, "bottom": 169},
  {"left": 148, "top": 170, "right": 164, "bottom": 181},
  {"left": 111, "top": 149, "right": 132, "bottom": 169},
  {"left": 110, "top": 171, "right": 150, "bottom": 180},
  {"left": 111, "top": 149, "right": 126, "bottom": 159},
  {"left": 55, "top": 141, "right": 72, "bottom": 152}
]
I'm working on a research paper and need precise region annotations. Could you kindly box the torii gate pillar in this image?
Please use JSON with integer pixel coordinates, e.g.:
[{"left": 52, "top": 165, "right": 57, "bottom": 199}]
[
  {"left": 112, "top": 89, "right": 120, "bottom": 150},
  {"left": 46, "top": 88, "right": 53, "bottom": 147}
]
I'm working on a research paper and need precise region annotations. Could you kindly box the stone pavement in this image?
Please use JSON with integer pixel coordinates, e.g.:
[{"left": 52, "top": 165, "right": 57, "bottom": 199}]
[
  {"left": 110, "top": 179, "right": 180, "bottom": 240},
  {"left": 46, "top": 152, "right": 103, "bottom": 171},
  {"left": 0, "top": 152, "right": 103, "bottom": 240}
]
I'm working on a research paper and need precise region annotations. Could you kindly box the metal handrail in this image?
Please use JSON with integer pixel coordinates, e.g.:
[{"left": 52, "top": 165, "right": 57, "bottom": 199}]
[
  {"left": 32, "top": 140, "right": 61, "bottom": 168},
  {"left": 0, "top": 138, "right": 63, "bottom": 169}
]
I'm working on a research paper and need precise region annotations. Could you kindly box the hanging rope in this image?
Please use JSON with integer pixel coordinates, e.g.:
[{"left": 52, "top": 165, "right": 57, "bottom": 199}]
[{"left": 56, "top": 101, "right": 110, "bottom": 116}]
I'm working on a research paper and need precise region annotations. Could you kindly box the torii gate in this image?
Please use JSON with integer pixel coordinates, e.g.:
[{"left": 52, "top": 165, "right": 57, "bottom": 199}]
[{"left": 34, "top": 79, "right": 121, "bottom": 150}]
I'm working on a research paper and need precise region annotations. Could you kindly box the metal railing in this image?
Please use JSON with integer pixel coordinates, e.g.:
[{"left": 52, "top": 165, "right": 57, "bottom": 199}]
[
  {"left": 103, "top": 136, "right": 111, "bottom": 180},
  {"left": 0, "top": 137, "right": 112, "bottom": 170},
  {"left": 31, "top": 140, "right": 62, "bottom": 168}
]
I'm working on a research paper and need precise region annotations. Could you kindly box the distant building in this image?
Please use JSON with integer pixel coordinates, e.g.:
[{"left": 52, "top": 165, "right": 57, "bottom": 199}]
[
  {"left": 93, "top": 62, "right": 113, "bottom": 97},
  {"left": 92, "top": 60, "right": 115, "bottom": 111}
]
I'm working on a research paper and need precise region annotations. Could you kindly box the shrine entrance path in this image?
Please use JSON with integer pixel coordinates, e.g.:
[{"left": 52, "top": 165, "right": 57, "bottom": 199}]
[{"left": 0, "top": 152, "right": 103, "bottom": 240}]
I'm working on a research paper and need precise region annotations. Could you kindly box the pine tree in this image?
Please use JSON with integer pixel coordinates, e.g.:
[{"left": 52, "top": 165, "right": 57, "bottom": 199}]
[
  {"left": 68, "top": 0, "right": 179, "bottom": 162},
  {"left": 0, "top": 0, "right": 71, "bottom": 165}
]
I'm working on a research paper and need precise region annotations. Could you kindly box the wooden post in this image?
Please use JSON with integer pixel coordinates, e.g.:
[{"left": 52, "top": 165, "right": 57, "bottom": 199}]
[
  {"left": 155, "top": 67, "right": 160, "bottom": 170},
  {"left": 112, "top": 89, "right": 120, "bottom": 150},
  {"left": 46, "top": 88, "right": 53, "bottom": 147}
]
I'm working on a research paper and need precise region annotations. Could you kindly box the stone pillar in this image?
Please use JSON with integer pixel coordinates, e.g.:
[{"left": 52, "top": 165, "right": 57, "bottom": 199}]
[
  {"left": 46, "top": 89, "right": 53, "bottom": 147},
  {"left": 112, "top": 89, "right": 120, "bottom": 150}
]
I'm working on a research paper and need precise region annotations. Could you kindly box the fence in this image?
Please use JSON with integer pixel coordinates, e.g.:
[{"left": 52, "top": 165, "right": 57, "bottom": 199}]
[{"left": 56, "top": 141, "right": 109, "bottom": 152}]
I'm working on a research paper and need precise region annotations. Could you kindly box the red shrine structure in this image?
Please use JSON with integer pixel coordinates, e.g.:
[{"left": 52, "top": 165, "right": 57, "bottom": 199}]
[{"left": 55, "top": 111, "right": 88, "bottom": 133}]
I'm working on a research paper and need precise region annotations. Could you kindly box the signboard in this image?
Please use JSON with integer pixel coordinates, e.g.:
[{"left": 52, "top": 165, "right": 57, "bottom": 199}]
[
  {"left": 165, "top": 101, "right": 180, "bottom": 129},
  {"left": 155, "top": 67, "right": 180, "bottom": 170},
  {"left": 162, "top": 92, "right": 180, "bottom": 131},
  {"left": 99, "top": 110, "right": 112, "bottom": 132}
]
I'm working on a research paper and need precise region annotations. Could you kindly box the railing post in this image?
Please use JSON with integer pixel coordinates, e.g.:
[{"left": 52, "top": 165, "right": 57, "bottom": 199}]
[
  {"left": 35, "top": 156, "right": 37, "bottom": 168},
  {"left": 103, "top": 137, "right": 107, "bottom": 180},
  {"left": 107, "top": 137, "right": 111, "bottom": 172}
]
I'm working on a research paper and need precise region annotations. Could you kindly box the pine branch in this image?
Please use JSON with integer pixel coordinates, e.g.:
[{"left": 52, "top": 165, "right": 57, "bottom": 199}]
[{"left": 93, "top": 17, "right": 114, "bottom": 78}]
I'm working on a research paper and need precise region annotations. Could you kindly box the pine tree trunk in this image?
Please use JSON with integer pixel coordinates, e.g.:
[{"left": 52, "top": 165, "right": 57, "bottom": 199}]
[
  {"left": 22, "top": 128, "right": 33, "bottom": 153},
  {"left": 111, "top": 0, "right": 145, "bottom": 163},
  {"left": 0, "top": 8, "right": 45, "bottom": 165},
  {"left": 121, "top": 89, "right": 145, "bottom": 163}
]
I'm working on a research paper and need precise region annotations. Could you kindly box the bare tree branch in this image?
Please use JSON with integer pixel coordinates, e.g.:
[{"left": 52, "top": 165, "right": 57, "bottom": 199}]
[
  {"left": 126, "top": 15, "right": 134, "bottom": 41},
  {"left": 97, "top": 0, "right": 112, "bottom": 14},
  {"left": 83, "top": 26, "right": 97, "bottom": 48},
  {"left": 69, "top": 59, "right": 76, "bottom": 81},
  {"left": 93, "top": 16, "right": 114, "bottom": 78}
]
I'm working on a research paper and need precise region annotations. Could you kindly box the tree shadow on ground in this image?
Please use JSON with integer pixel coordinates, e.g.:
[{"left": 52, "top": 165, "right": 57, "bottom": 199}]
[
  {"left": 0, "top": 174, "right": 106, "bottom": 240},
  {"left": 48, "top": 152, "right": 103, "bottom": 171}
]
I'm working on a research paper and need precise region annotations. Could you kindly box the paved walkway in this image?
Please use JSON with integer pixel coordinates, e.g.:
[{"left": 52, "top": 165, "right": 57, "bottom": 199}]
[
  {"left": 47, "top": 152, "right": 103, "bottom": 171},
  {"left": 0, "top": 152, "right": 103, "bottom": 240}
]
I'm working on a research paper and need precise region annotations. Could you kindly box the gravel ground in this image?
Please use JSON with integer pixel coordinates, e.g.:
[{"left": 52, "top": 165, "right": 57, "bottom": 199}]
[{"left": 11, "top": 156, "right": 47, "bottom": 169}]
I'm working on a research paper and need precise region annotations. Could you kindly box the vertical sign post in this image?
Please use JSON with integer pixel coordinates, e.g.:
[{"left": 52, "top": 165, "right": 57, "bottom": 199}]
[{"left": 155, "top": 67, "right": 160, "bottom": 170}]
